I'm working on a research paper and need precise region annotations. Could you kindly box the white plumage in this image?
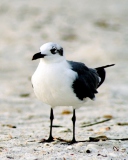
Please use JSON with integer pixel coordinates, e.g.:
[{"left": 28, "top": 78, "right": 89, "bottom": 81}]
[
  {"left": 31, "top": 42, "right": 114, "bottom": 143},
  {"left": 32, "top": 57, "right": 83, "bottom": 108}
]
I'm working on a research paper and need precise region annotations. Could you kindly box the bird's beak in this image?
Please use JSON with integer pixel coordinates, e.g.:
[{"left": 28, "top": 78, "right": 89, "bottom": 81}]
[{"left": 32, "top": 52, "right": 46, "bottom": 60}]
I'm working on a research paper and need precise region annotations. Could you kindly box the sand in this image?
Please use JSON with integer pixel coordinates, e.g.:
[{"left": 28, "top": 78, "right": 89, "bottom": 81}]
[{"left": 0, "top": 0, "right": 128, "bottom": 159}]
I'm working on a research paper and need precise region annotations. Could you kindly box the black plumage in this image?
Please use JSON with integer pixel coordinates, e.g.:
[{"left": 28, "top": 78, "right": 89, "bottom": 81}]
[
  {"left": 68, "top": 61, "right": 115, "bottom": 101},
  {"left": 95, "top": 64, "right": 115, "bottom": 88}
]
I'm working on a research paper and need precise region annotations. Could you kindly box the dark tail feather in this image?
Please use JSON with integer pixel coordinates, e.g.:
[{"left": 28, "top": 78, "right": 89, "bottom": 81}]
[
  {"left": 95, "top": 64, "right": 115, "bottom": 88},
  {"left": 95, "top": 64, "right": 115, "bottom": 70}
]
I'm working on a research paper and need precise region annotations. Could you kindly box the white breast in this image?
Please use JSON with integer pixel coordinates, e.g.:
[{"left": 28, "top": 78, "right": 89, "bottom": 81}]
[{"left": 31, "top": 59, "right": 83, "bottom": 107}]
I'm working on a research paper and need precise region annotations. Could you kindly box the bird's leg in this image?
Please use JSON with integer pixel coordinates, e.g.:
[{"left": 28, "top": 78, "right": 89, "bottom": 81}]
[
  {"left": 47, "top": 108, "right": 54, "bottom": 142},
  {"left": 71, "top": 109, "right": 77, "bottom": 143},
  {"left": 39, "top": 108, "right": 54, "bottom": 143}
]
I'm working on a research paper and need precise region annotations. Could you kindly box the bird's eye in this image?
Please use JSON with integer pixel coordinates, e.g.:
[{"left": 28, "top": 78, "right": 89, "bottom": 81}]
[{"left": 50, "top": 48, "right": 56, "bottom": 54}]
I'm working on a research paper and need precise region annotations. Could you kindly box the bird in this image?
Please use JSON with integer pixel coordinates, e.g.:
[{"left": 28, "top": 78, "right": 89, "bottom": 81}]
[{"left": 31, "top": 42, "right": 114, "bottom": 144}]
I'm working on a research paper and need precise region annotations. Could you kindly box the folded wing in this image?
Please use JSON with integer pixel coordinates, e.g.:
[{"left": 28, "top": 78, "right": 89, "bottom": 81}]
[{"left": 68, "top": 61, "right": 115, "bottom": 101}]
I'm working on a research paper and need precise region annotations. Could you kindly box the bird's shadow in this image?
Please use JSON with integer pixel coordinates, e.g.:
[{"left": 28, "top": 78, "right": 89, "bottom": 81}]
[
  {"left": 55, "top": 137, "right": 103, "bottom": 145},
  {"left": 39, "top": 136, "right": 106, "bottom": 145}
]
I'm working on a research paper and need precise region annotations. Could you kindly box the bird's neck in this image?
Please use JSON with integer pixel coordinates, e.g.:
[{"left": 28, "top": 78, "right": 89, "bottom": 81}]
[{"left": 40, "top": 56, "right": 66, "bottom": 64}]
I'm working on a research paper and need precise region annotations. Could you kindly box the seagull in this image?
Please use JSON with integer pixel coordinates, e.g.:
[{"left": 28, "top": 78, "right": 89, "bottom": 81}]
[{"left": 31, "top": 42, "right": 114, "bottom": 143}]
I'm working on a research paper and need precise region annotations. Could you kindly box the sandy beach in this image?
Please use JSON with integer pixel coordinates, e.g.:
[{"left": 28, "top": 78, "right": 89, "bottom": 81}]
[{"left": 0, "top": 0, "right": 128, "bottom": 159}]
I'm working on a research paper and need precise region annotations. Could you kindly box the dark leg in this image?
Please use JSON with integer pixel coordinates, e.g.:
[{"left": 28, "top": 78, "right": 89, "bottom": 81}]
[
  {"left": 39, "top": 108, "right": 54, "bottom": 143},
  {"left": 47, "top": 108, "right": 54, "bottom": 141},
  {"left": 71, "top": 109, "right": 77, "bottom": 143}
]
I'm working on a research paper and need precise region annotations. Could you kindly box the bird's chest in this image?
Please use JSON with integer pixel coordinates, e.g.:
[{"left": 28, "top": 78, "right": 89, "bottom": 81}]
[
  {"left": 37, "top": 67, "right": 65, "bottom": 92},
  {"left": 32, "top": 62, "right": 77, "bottom": 106}
]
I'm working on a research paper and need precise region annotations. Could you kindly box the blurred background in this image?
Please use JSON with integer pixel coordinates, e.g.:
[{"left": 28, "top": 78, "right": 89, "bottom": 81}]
[
  {"left": 0, "top": 0, "right": 128, "bottom": 148},
  {"left": 0, "top": 0, "right": 128, "bottom": 107}
]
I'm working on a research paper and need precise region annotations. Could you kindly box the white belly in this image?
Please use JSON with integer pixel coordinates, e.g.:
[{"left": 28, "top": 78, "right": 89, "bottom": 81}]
[{"left": 31, "top": 60, "right": 82, "bottom": 107}]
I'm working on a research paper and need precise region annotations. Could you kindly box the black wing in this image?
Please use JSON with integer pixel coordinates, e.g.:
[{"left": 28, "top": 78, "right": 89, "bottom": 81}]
[{"left": 68, "top": 61, "right": 99, "bottom": 100}]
